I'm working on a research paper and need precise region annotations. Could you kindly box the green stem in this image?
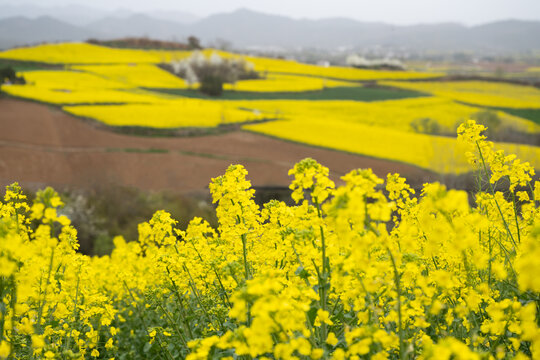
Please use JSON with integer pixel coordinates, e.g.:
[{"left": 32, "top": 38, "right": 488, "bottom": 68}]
[
  {"left": 388, "top": 249, "right": 405, "bottom": 360},
  {"left": 180, "top": 243, "right": 232, "bottom": 308},
  {"left": 475, "top": 141, "right": 517, "bottom": 249},
  {"left": 63, "top": 273, "right": 80, "bottom": 353},
  {"left": 511, "top": 193, "right": 521, "bottom": 244},
  {"left": 122, "top": 281, "right": 173, "bottom": 360},
  {"left": 183, "top": 265, "right": 223, "bottom": 330},
  {"left": 314, "top": 198, "right": 329, "bottom": 344},
  {"left": 487, "top": 230, "right": 492, "bottom": 286},
  {"left": 241, "top": 233, "right": 251, "bottom": 281},
  {"left": 8, "top": 275, "right": 16, "bottom": 359},
  {"left": 37, "top": 246, "right": 55, "bottom": 327},
  {"left": 165, "top": 266, "right": 194, "bottom": 340},
  {"left": 157, "top": 302, "right": 188, "bottom": 351}
]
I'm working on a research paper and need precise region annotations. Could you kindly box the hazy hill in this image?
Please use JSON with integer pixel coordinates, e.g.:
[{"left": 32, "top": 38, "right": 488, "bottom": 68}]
[
  {"left": 0, "top": 3, "right": 200, "bottom": 26},
  {"left": 0, "top": 16, "right": 100, "bottom": 49},
  {"left": 146, "top": 10, "right": 201, "bottom": 25},
  {"left": 0, "top": 4, "right": 112, "bottom": 26},
  {"left": 85, "top": 14, "right": 187, "bottom": 40},
  {"left": 470, "top": 20, "right": 540, "bottom": 52},
  {"left": 0, "top": 7, "right": 539, "bottom": 53},
  {"left": 189, "top": 9, "right": 540, "bottom": 52}
]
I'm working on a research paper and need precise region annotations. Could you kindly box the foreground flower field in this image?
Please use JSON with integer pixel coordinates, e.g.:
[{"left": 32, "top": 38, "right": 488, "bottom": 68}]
[{"left": 0, "top": 121, "right": 539, "bottom": 359}]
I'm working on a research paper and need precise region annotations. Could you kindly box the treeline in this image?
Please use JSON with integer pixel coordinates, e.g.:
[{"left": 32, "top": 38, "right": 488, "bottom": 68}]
[{"left": 87, "top": 36, "right": 203, "bottom": 50}]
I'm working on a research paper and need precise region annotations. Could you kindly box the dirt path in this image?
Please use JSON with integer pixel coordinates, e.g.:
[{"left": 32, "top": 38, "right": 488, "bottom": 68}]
[{"left": 0, "top": 98, "right": 435, "bottom": 193}]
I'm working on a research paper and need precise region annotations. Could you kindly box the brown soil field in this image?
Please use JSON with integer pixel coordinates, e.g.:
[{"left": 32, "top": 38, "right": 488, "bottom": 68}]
[{"left": 0, "top": 98, "right": 435, "bottom": 194}]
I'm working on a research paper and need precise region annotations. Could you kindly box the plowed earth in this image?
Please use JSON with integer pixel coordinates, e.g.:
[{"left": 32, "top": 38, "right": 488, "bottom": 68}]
[{"left": 0, "top": 98, "right": 435, "bottom": 194}]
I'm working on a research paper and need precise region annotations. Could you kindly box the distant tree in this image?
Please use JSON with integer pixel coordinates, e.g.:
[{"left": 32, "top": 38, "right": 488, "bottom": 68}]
[
  {"left": 470, "top": 110, "right": 502, "bottom": 139},
  {"left": 212, "top": 38, "right": 233, "bottom": 52},
  {"left": 410, "top": 117, "right": 442, "bottom": 135},
  {"left": 0, "top": 67, "right": 16, "bottom": 82},
  {"left": 166, "top": 51, "right": 259, "bottom": 96},
  {"left": 187, "top": 36, "right": 202, "bottom": 50},
  {"left": 494, "top": 66, "right": 506, "bottom": 78},
  {"left": 452, "top": 52, "right": 473, "bottom": 63},
  {"left": 199, "top": 74, "right": 224, "bottom": 96},
  {"left": 0, "top": 67, "right": 26, "bottom": 92}
]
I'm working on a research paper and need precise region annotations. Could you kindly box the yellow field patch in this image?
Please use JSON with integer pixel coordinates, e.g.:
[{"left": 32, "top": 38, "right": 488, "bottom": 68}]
[
  {"left": 71, "top": 64, "right": 189, "bottom": 89},
  {"left": 244, "top": 116, "right": 540, "bottom": 174},
  {"left": 0, "top": 43, "right": 195, "bottom": 64},
  {"left": 382, "top": 80, "right": 540, "bottom": 109},
  {"left": 232, "top": 97, "right": 539, "bottom": 134},
  {"left": 1, "top": 43, "right": 442, "bottom": 81},
  {"left": 2, "top": 85, "right": 168, "bottom": 105},
  {"left": 63, "top": 99, "right": 264, "bottom": 128},
  {"left": 21, "top": 70, "right": 132, "bottom": 89},
  {"left": 224, "top": 74, "right": 359, "bottom": 92},
  {"left": 245, "top": 56, "right": 444, "bottom": 80},
  {"left": 4, "top": 69, "right": 175, "bottom": 104}
]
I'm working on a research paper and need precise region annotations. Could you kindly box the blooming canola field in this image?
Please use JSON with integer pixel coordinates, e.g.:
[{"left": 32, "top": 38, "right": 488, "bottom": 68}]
[
  {"left": 1, "top": 42, "right": 539, "bottom": 174},
  {"left": 71, "top": 64, "right": 190, "bottom": 89},
  {"left": 65, "top": 101, "right": 264, "bottom": 128},
  {"left": 245, "top": 111, "right": 540, "bottom": 174},
  {"left": 223, "top": 74, "right": 358, "bottom": 92},
  {"left": 241, "top": 97, "right": 540, "bottom": 174},
  {"left": 381, "top": 80, "right": 540, "bottom": 109},
  {"left": 1, "top": 122, "right": 540, "bottom": 359}
]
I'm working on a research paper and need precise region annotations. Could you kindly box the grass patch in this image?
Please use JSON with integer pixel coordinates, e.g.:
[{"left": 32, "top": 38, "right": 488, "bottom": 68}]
[
  {"left": 107, "top": 147, "right": 170, "bottom": 154},
  {"left": 493, "top": 107, "right": 540, "bottom": 125},
  {"left": 147, "top": 85, "right": 426, "bottom": 102},
  {"left": 0, "top": 59, "right": 61, "bottom": 72}
]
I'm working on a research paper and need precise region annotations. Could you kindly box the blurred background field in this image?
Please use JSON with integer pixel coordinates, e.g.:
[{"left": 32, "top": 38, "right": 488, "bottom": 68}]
[
  {"left": 2, "top": 43, "right": 538, "bottom": 175},
  {"left": 1, "top": 2, "right": 539, "bottom": 254}
]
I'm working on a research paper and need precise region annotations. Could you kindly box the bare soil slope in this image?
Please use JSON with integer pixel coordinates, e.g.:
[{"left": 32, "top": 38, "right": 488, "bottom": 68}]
[{"left": 0, "top": 98, "right": 434, "bottom": 193}]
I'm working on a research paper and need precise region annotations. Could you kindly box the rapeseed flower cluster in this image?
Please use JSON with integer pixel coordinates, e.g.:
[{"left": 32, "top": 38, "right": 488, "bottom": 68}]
[{"left": 0, "top": 121, "right": 539, "bottom": 359}]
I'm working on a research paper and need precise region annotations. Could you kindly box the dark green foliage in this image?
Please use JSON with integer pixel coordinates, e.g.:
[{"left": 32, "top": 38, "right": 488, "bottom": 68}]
[
  {"left": 187, "top": 36, "right": 202, "bottom": 50},
  {"left": 410, "top": 117, "right": 442, "bottom": 135},
  {"left": 0, "top": 59, "right": 51, "bottom": 72},
  {"left": 470, "top": 110, "right": 502, "bottom": 138},
  {"left": 461, "top": 110, "right": 539, "bottom": 145},
  {"left": 199, "top": 74, "right": 224, "bottom": 96},
  {"left": 147, "top": 85, "right": 426, "bottom": 101},
  {"left": 87, "top": 37, "right": 192, "bottom": 50},
  {"left": 0, "top": 66, "right": 25, "bottom": 86},
  {"left": 61, "top": 186, "right": 217, "bottom": 256},
  {"left": 494, "top": 108, "right": 540, "bottom": 125}
]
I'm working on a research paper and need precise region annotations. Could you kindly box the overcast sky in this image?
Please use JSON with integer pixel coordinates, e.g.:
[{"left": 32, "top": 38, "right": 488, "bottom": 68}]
[{"left": 3, "top": 0, "right": 540, "bottom": 25}]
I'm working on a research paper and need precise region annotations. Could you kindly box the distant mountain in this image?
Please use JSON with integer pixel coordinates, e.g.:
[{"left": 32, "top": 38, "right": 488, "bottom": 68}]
[
  {"left": 188, "top": 9, "right": 540, "bottom": 52},
  {"left": 0, "top": 3, "right": 200, "bottom": 27},
  {"left": 0, "top": 8, "right": 539, "bottom": 53},
  {"left": 0, "top": 16, "right": 100, "bottom": 50},
  {"left": 0, "top": 4, "right": 111, "bottom": 26},
  {"left": 146, "top": 10, "right": 200, "bottom": 25},
  {"left": 469, "top": 20, "right": 540, "bottom": 52},
  {"left": 84, "top": 14, "right": 187, "bottom": 40}
]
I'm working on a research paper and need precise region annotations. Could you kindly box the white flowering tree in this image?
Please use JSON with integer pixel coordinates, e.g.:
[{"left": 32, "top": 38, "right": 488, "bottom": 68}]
[{"left": 166, "top": 51, "right": 259, "bottom": 96}]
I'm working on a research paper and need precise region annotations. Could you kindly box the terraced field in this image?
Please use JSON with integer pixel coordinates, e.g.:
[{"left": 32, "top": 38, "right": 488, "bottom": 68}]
[
  {"left": 1, "top": 42, "right": 539, "bottom": 177},
  {"left": 0, "top": 98, "right": 434, "bottom": 193}
]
